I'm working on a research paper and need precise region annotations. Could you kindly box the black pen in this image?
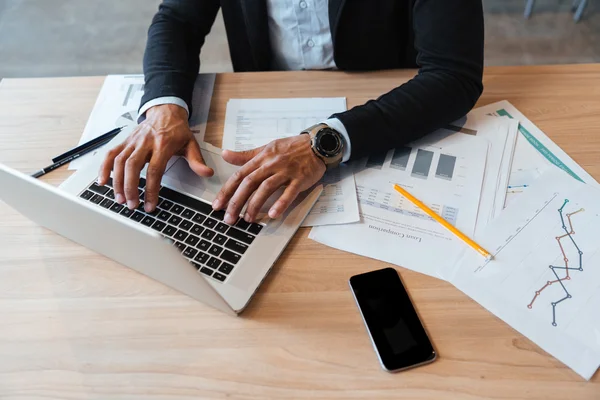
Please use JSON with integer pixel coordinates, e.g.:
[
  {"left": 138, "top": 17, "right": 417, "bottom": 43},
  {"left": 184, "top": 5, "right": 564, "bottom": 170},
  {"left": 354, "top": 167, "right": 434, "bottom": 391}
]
[
  {"left": 51, "top": 126, "right": 126, "bottom": 163},
  {"left": 31, "top": 126, "right": 125, "bottom": 178}
]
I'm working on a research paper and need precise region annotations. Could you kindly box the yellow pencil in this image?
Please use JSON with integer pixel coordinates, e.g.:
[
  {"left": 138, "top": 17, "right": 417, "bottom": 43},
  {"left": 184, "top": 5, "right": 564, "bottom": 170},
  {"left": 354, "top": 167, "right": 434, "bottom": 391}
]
[{"left": 393, "top": 184, "right": 493, "bottom": 261}]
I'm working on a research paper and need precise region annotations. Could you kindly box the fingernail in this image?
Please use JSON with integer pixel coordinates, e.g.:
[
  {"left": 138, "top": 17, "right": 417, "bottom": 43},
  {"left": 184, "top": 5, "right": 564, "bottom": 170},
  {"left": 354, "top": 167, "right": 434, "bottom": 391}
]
[
  {"left": 145, "top": 202, "right": 155, "bottom": 212},
  {"left": 225, "top": 212, "right": 234, "bottom": 224},
  {"left": 115, "top": 193, "right": 125, "bottom": 204},
  {"left": 127, "top": 200, "right": 136, "bottom": 210},
  {"left": 269, "top": 208, "right": 279, "bottom": 219},
  {"left": 244, "top": 212, "right": 251, "bottom": 222},
  {"left": 212, "top": 199, "right": 222, "bottom": 209}
]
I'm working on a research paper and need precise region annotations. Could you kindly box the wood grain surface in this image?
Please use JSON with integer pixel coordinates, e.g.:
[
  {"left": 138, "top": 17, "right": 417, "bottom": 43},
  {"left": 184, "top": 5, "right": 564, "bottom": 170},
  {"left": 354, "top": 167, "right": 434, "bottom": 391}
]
[{"left": 0, "top": 65, "right": 599, "bottom": 399}]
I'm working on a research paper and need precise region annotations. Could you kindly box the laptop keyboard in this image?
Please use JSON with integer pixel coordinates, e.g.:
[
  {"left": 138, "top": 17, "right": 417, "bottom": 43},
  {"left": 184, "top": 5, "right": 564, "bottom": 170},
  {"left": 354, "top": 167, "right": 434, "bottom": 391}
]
[{"left": 79, "top": 177, "right": 264, "bottom": 283}]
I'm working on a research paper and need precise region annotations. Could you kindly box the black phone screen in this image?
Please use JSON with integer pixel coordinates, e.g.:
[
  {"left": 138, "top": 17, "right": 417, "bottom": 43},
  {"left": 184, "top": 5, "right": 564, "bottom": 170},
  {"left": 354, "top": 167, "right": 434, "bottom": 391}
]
[{"left": 349, "top": 268, "right": 435, "bottom": 371}]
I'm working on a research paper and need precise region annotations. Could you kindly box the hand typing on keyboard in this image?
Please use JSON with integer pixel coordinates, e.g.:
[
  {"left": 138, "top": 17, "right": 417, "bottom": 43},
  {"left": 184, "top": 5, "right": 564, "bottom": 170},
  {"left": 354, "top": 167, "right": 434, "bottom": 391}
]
[
  {"left": 212, "top": 134, "right": 326, "bottom": 225},
  {"left": 97, "top": 104, "right": 214, "bottom": 212}
]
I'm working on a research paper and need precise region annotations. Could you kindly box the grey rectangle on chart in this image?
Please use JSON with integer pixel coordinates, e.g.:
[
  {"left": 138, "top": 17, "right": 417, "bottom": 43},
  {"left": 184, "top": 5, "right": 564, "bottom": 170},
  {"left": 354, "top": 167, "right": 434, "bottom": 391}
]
[
  {"left": 366, "top": 151, "right": 387, "bottom": 170},
  {"left": 435, "top": 154, "right": 457, "bottom": 180},
  {"left": 411, "top": 149, "right": 434, "bottom": 179},
  {"left": 390, "top": 146, "right": 412, "bottom": 170}
]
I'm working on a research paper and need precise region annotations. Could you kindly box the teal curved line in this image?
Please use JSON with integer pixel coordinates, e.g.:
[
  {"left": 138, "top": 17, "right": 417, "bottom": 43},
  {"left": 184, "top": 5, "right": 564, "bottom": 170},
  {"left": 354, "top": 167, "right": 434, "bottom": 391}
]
[{"left": 496, "top": 109, "right": 584, "bottom": 183}]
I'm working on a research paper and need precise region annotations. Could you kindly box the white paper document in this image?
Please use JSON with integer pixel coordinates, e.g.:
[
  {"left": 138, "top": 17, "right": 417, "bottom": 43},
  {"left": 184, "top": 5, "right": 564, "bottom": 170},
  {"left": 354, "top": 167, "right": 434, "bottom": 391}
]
[
  {"left": 444, "top": 114, "right": 519, "bottom": 236},
  {"left": 71, "top": 74, "right": 216, "bottom": 169},
  {"left": 222, "top": 98, "right": 359, "bottom": 227},
  {"left": 447, "top": 170, "right": 600, "bottom": 379},
  {"left": 472, "top": 100, "right": 599, "bottom": 206},
  {"left": 310, "top": 132, "right": 488, "bottom": 278}
]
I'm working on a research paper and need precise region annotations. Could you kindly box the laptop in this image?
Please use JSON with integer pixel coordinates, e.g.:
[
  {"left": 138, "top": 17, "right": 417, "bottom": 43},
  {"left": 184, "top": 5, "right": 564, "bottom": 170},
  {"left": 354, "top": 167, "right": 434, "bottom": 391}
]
[{"left": 0, "top": 130, "right": 322, "bottom": 315}]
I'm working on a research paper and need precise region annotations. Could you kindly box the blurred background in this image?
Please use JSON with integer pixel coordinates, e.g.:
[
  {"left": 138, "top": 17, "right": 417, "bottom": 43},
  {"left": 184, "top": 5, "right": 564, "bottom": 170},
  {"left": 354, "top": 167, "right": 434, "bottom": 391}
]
[{"left": 0, "top": 0, "right": 598, "bottom": 79}]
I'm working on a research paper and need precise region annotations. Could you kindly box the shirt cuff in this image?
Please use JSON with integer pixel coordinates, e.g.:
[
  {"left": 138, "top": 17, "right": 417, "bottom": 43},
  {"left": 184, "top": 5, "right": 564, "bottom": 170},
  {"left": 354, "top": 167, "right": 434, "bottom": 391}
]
[
  {"left": 322, "top": 118, "right": 351, "bottom": 163},
  {"left": 137, "top": 96, "right": 190, "bottom": 123}
]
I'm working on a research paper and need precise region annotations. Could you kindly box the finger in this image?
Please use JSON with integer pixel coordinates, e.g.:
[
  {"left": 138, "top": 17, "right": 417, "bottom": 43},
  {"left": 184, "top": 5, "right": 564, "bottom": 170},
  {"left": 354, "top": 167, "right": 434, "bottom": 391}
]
[
  {"left": 244, "top": 174, "right": 288, "bottom": 222},
  {"left": 144, "top": 155, "right": 169, "bottom": 212},
  {"left": 212, "top": 156, "right": 262, "bottom": 211},
  {"left": 224, "top": 168, "right": 272, "bottom": 225},
  {"left": 222, "top": 146, "right": 264, "bottom": 167},
  {"left": 268, "top": 184, "right": 301, "bottom": 219},
  {"left": 110, "top": 145, "right": 135, "bottom": 204},
  {"left": 124, "top": 147, "right": 151, "bottom": 209},
  {"left": 183, "top": 139, "right": 214, "bottom": 177},
  {"left": 98, "top": 142, "right": 125, "bottom": 186}
]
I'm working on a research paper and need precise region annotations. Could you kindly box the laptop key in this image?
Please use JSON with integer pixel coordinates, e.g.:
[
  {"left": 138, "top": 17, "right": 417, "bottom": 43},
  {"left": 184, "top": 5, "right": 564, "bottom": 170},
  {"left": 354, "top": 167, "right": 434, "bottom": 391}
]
[
  {"left": 190, "top": 224, "right": 204, "bottom": 236},
  {"left": 120, "top": 207, "right": 134, "bottom": 218},
  {"left": 185, "top": 234, "right": 200, "bottom": 247},
  {"left": 197, "top": 239, "right": 211, "bottom": 251},
  {"left": 174, "top": 230, "right": 188, "bottom": 241},
  {"left": 157, "top": 210, "right": 172, "bottom": 221},
  {"left": 192, "top": 262, "right": 202, "bottom": 270},
  {"left": 162, "top": 225, "right": 177, "bottom": 237},
  {"left": 131, "top": 211, "right": 145, "bottom": 222},
  {"left": 89, "top": 183, "right": 110, "bottom": 195},
  {"left": 100, "top": 198, "right": 114, "bottom": 209},
  {"left": 210, "top": 209, "right": 226, "bottom": 221},
  {"left": 200, "top": 267, "right": 213, "bottom": 277},
  {"left": 174, "top": 241, "right": 187, "bottom": 252},
  {"left": 181, "top": 208, "right": 195, "bottom": 220},
  {"left": 225, "top": 239, "right": 248, "bottom": 255},
  {"left": 207, "top": 257, "right": 221, "bottom": 270},
  {"left": 226, "top": 227, "right": 255, "bottom": 245},
  {"left": 201, "top": 229, "right": 216, "bottom": 240},
  {"left": 138, "top": 177, "right": 147, "bottom": 188},
  {"left": 152, "top": 220, "right": 166, "bottom": 232},
  {"left": 141, "top": 215, "right": 156, "bottom": 227},
  {"left": 235, "top": 218, "right": 250, "bottom": 230},
  {"left": 214, "top": 234, "right": 227, "bottom": 246},
  {"left": 183, "top": 247, "right": 198, "bottom": 259},
  {"left": 136, "top": 201, "right": 145, "bottom": 211},
  {"left": 171, "top": 204, "right": 184, "bottom": 215},
  {"left": 215, "top": 222, "right": 228, "bottom": 233},
  {"left": 218, "top": 263, "right": 234, "bottom": 275},
  {"left": 208, "top": 244, "right": 223, "bottom": 257},
  {"left": 80, "top": 190, "right": 94, "bottom": 200},
  {"left": 203, "top": 218, "right": 217, "bottom": 229},
  {"left": 168, "top": 215, "right": 182, "bottom": 225},
  {"left": 106, "top": 189, "right": 115, "bottom": 200},
  {"left": 90, "top": 194, "right": 103, "bottom": 204},
  {"left": 192, "top": 213, "right": 206, "bottom": 224},
  {"left": 194, "top": 251, "right": 210, "bottom": 264},
  {"left": 213, "top": 272, "right": 226, "bottom": 282},
  {"left": 221, "top": 249, "right": 241, "bottom": 265},
  {"left": 158, "top": 199, "right": 173, "bottom": 211},
  {"left": 248, "top": 223, "right": 263, "bottom": 235},
  {"left": 110, "top": 203, "right": 124, "bottom": 213},
  {"left": 179, "top": 220, "right": 194, "bottom": 231}
]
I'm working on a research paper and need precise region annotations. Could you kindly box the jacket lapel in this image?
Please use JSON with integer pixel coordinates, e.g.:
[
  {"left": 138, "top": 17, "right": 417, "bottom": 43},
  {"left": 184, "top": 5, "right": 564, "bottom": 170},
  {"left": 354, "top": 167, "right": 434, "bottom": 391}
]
[{"left": 328, "top": 0, "right": 347, "bottom": 42}]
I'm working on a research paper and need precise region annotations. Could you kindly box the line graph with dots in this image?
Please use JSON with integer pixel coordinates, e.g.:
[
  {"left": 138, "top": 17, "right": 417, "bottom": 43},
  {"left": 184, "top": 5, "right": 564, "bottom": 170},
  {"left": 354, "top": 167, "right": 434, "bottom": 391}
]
[{"left": 527, "top": 199, "right": 584, "bottom": 326}]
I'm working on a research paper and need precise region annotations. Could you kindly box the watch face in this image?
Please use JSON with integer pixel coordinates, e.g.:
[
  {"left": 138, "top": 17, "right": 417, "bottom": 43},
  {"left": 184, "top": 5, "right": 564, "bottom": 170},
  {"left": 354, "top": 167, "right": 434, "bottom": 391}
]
[{"left": 315, "top": 128, "right": 342, "bottom": 158}]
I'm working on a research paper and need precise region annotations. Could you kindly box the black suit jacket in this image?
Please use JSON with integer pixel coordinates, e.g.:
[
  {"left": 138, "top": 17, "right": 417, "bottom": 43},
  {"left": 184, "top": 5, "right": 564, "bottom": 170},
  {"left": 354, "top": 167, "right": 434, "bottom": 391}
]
[{"left": 141, "top": 0, "right": 484, "bottom": 160}]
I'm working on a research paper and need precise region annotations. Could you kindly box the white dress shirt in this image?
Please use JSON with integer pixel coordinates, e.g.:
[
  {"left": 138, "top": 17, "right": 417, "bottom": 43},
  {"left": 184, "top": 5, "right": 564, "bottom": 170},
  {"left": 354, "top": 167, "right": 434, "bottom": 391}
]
[{"left": 139, "top": 0, "right": 351, "bottom": 162}]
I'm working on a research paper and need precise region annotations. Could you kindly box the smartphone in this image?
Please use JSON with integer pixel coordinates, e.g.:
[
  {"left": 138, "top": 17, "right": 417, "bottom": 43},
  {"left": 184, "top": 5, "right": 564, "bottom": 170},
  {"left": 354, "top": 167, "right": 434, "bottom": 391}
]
[{"left": 349, "top": 267, "right": 437, "bottom": 372}]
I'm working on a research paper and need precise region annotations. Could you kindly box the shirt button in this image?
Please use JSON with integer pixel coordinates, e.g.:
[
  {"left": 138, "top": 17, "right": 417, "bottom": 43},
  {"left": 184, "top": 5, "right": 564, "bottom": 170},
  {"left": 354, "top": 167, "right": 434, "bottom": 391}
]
[
  {"left": 299, "top": 1, "right": 307, "bottom": 8},
  {"left": 307, "top": 39, "right": 315, "bottom": 47}
]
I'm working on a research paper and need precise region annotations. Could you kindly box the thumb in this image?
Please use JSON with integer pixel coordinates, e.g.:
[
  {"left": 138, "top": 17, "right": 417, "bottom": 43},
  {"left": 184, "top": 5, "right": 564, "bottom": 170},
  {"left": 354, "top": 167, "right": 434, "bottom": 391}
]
[
  {"left": 222, "top": 146, "right": 264, "bottom": 166},
  {"left": 183, "top": 139, "right": 214, "bottom": 177}
]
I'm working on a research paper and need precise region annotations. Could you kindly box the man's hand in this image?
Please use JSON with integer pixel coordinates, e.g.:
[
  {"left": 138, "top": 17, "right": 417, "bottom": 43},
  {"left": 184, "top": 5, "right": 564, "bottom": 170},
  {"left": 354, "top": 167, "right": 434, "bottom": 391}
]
[
  {"left": 213, "top": 134, "right": 326, "bottom": 225},
  {"left": 98, "top": 104, "right": 214, "bottom": 212}
]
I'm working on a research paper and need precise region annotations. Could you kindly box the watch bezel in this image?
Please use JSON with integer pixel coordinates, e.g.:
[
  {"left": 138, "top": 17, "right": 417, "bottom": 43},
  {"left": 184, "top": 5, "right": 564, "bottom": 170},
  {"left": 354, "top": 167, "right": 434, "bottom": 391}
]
[{"left": 313, "top": 127, "right": 343, "bottom": 159}]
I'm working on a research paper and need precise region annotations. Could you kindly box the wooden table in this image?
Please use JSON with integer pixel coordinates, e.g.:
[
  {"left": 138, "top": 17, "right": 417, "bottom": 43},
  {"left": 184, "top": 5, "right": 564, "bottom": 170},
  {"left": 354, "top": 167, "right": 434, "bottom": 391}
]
[{"left": 1, "top": 65, "right": 599, "bottom": 399}]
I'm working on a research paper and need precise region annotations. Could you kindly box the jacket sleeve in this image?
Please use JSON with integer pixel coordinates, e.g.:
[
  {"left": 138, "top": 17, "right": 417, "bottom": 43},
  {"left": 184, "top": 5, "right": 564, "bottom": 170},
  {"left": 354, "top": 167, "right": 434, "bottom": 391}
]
[
  {"left": 140, "top": 0, "right": 221, "bottom": 115},
  {"left": 332, "top": 0, "right": 484, "bottom": 160}
]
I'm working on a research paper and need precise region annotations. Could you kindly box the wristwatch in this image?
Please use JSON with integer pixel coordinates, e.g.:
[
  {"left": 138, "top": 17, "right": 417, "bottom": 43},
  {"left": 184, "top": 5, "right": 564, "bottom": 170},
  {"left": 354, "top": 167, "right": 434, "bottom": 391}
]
[{"left": 301, "top": 123, "right": 344, "bottom": 169}]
